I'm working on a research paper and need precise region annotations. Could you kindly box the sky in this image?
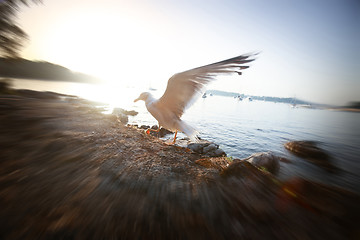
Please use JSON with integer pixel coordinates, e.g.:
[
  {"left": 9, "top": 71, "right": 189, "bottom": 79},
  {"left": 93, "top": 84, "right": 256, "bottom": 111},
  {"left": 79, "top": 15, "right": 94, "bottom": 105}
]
[{"left": 16, "top": 0, "right": 360, "bottom": 105}]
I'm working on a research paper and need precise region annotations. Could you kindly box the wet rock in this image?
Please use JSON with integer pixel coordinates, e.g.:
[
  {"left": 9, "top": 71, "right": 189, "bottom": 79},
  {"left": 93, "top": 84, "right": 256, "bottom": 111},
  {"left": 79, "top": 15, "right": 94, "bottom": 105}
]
[
  {"left": 243, "top": 152, "right": 280, "bottom": 174},
  {"left": 284, "top": 141, "right": 337, "bottom": 172},
  {"left": 284, "top": 141, "right": 330, "bottom": 160},
  {"left": 213, "top": 148, "right": 226, "bottom": 157},
  {"left": 203, "top": 143, "right": 218, "bottom": 153},
  {"left": 187, "top": 143, "right": 205, "bottom": 153},
  {"left": 187, "top": 142, "right": 226, "bottom": 157}
]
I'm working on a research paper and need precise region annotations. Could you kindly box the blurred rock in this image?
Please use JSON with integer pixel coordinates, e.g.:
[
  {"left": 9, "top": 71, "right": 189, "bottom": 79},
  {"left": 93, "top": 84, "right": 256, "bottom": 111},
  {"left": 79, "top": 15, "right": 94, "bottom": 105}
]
[
  {"left": 221, "top": 160, "right": 265, "bottom": 178},
  {"left": 187, "top": 142, "right": 226, "bottom": 157},
  {"left": 243, "top": 152, "right": 280, "bottom": 174},
  {"left": 285, "top": 141, "right": 338, "bottom": 172},
  {"left": 16, "top": 89, "right": 60, "bottom": 100},
  {"left": 187, "top": 142, "right": 205, "bottom": 153},
  {"left": 195, "top": 157, "right": 229, "bottom": 170},
  {"left": 112, "top": 107, "right": 138, "bottom": 116},
  {"left": 111, "top": 108, "right": 140, "bottom": 124},
  {"left": 284, "top": 141, "right": 330, "bottom": 159},
  {"left": 111, "top": 112, "right": 128, "bottom": 124},
  {"left": 159, "top": 128, "right": 173, "bottom": 137},
  {"left": 203, "top": 143, "right": 218, "bottom": 153}
]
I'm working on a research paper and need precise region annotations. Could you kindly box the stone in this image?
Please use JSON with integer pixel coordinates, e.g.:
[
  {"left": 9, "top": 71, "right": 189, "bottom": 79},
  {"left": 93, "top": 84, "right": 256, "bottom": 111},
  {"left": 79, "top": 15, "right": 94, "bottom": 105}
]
[
  {"left": 159, "top": 128, "right": 173, "bottom": 137},
  {"left": 284, "top": 141, "right": 330, "bottom": 160},
  {"left": 284, "top": 141, "right": 337, "bottom": 172},
  {"left": 195, "top": 157, "right": 229, "bottom": 170},
  {"left": 221, "top": 160, "right": 262, "bottom": 178},
  {"left": 203, "top": 143, "right": 218, "bottom": 153},
  {"left": 187, "top": 142, "right": 208, "bottom": 153},
  {"left": 243, "top": 152, "right": 280, "bottom": 174},
  {"left": 112, "top": 108, "right": 138, "bottom": 116},
  {"left": 111, "top": 108, "right": 130, "bottom": 124},
  {"left": 187, "top": 142, "right": 226, "bottom": 157},
  {"left": 118, "top": 114, "right": 128, "bottom": 124},
  {"left": 213, "top": 148, "right": 226, "bottom": 157},
  {"left": 151, "top": 125, "right": 158, "bottom": 130}
]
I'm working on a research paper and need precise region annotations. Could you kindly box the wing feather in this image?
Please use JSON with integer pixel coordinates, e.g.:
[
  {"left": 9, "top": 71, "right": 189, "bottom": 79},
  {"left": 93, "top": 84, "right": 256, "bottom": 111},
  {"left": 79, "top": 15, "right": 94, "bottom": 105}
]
[{"left": 157, "top": 53, "right": 257, "bottom": 118}]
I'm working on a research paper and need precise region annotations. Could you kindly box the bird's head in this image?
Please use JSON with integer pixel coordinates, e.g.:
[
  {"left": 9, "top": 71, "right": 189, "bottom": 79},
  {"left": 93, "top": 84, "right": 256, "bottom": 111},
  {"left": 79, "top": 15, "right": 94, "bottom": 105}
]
[{"left": 134, "top": 92, "right": 151, "bottom": 102}]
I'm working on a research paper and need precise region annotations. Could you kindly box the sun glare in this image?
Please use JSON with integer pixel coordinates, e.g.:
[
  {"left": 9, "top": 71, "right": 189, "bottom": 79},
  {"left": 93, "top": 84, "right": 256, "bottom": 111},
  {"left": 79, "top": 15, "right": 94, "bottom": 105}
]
[{"left": 40, "top": 7, "right": 181, "bottom": 90}]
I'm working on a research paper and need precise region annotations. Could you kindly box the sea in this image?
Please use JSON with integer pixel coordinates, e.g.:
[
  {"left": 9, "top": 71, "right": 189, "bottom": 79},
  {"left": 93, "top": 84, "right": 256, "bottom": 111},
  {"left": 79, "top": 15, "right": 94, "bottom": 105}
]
[{"left": 10, "top": 79, "right": 360, "bottom": 194}]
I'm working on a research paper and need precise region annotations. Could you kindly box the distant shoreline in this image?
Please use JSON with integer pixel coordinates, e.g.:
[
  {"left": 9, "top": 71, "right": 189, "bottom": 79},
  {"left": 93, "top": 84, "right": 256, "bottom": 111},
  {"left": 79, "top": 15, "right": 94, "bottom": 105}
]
[{"left": 327, "top": 108, "right": 360, "bottom": 113}]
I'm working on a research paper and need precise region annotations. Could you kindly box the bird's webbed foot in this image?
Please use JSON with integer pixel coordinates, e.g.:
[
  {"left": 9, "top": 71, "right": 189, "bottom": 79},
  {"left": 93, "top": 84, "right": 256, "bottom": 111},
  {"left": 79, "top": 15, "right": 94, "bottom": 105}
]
[{"left": 146, "top": 127, "right": 160, "bottom": 135}]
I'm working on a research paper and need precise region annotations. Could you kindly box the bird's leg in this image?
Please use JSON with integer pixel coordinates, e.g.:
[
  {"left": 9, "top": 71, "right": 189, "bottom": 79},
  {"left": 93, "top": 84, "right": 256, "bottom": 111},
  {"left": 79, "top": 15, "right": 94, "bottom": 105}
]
[
  {"left": 146, "top": 127, "right": 160, "bottom": 135},
  {"left": 171, "top": 130, "right": 178, "bottom": 145}
]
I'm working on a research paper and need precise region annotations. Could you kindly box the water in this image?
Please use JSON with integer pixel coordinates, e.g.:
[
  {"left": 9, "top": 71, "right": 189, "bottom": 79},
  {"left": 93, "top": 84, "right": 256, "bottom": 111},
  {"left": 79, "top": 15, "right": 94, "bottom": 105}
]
[{"left": 10, "top": 79, "right": 360, "bottom": 194}]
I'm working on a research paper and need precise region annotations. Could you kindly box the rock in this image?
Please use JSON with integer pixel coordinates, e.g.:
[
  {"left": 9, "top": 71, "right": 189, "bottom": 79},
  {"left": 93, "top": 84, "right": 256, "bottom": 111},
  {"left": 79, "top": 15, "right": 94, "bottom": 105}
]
[
  {"left": 213, "top": 148, "right": 226, "bottom": 157},
  {"left": 284, "top": 141, "right": 337, "bottom": 172},
  {"left": 243, "top": 152, "right": 280, "bottom": 174},
  {"left": 195, "top": 157, "right": 229, "bottom": 170},
  {"left": 284, "top": 141, "right": 330, "bottom": 160},
  {"left": 221, "top": 160, "right": 263, "bottom": 178},
  {"left": 146, "top": 125, "right": 173, "bottom": 137},
  {"left": 139, "top": 125, "right": 150, "bottom": 130},
  {"left": 112, "top": 108, "right": 138, "bottom": 116},
  {"left": 187, "top": 142, "right": 226, "bottom": 157},
  {"left": 119, "top": 114, "right": 129, "bottom": 124},
  {"left": 277, "top": 177, "right": 360, "bottom": 219},
  {"left": 16, "top": 89, "right": 60, "bottom": 100},
  {"left": 151, "top": 125, "right": 158, "bottom": 130},
  {"left": 203, "top": 143, "right": 218, "bottom": 153},
  {"left": 111, "top": 112, "right": 127, "bottom": 124},
  {"left": 106, "top": 114, "right": 118, "bottom": 122},
  {"left": 111, "top": 108, "right": 130, "bottom": 124},
  {"left": 187, "top": 142, "right": 207, "bottom": 153},
  {"left": 159, "top": 128, "right": 173, "bottom": 137}
]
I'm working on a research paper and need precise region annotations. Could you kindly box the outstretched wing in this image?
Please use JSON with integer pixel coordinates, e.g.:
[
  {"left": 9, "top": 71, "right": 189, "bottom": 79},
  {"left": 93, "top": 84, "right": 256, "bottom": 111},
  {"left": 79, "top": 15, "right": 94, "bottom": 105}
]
[{"left": 157, "top": 53, "right": 257, "bottom": 118}]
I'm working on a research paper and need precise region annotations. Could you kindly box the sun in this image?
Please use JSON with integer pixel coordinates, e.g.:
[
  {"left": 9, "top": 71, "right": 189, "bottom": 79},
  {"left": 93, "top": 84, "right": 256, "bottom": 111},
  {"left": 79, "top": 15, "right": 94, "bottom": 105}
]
[{"left": 38, "top": 7, "right": 193, "bottom": 91}]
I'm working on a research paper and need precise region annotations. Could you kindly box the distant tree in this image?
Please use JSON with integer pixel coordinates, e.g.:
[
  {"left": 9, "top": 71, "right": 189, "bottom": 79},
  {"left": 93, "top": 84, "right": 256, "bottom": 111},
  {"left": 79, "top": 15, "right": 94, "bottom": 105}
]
[
  {"left": 347, "top": 101, "right": 360, "bottom": 109},
  {"left": 0, "top": 0, "right": 42, "bottom": 58}
]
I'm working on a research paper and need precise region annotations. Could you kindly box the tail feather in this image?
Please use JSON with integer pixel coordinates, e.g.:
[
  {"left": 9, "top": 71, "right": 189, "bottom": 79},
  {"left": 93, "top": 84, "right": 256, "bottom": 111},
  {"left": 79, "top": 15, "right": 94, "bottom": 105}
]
[{"left": 178, "top": 120, "right": 199, "bottom": 142}]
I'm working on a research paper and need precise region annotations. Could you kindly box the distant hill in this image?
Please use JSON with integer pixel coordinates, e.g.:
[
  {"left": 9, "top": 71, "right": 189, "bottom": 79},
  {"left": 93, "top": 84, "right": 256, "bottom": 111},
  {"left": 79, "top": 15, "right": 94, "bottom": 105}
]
[
  {"left": 345, "top": 101, "right": 360, "bottom": 109},
  {"left": 0, "top": 58, "right": 101, "bottom": 83},
  {"left": 206, "top": 89, "right": 311, "bottom": 105}
]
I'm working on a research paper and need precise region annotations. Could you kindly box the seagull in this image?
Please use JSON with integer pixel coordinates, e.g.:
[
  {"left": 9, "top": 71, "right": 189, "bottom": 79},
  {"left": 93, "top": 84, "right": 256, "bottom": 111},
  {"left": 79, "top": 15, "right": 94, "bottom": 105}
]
[{"left": 134, "top": 53, "right": 257, "bottom": 144}]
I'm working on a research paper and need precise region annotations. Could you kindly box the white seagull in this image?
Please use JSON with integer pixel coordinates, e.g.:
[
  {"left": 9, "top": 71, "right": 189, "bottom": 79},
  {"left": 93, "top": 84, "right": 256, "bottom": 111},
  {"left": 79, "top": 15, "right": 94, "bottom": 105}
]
[{"left": 134, "top": 53, "right": 257, "bottom": 144}]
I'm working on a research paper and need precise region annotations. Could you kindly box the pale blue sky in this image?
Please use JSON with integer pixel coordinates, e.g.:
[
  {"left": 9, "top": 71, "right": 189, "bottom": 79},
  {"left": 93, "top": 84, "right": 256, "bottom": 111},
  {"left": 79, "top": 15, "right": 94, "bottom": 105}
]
[{"left": 18, "top": 0, "right": 359, "bottom": 105}]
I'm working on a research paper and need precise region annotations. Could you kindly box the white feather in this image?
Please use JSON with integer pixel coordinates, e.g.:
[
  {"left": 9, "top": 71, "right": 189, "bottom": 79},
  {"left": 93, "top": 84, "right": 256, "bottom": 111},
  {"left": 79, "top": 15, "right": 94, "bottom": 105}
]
[{"left": 134, "top": 53, "right": 257, "bottom": 142}]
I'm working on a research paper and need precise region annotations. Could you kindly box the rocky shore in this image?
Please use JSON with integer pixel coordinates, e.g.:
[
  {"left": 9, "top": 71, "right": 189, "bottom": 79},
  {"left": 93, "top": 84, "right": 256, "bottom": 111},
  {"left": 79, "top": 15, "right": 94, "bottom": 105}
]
[{"left": 0, "top": 85, "right": 359, "bottom": 239}]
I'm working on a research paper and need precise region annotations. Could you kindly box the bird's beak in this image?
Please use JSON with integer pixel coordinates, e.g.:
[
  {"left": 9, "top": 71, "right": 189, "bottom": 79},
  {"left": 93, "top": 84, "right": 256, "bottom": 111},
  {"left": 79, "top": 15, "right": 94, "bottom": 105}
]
[{"left": 134, "top": 97, "right": 140, "bottom": 102}]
